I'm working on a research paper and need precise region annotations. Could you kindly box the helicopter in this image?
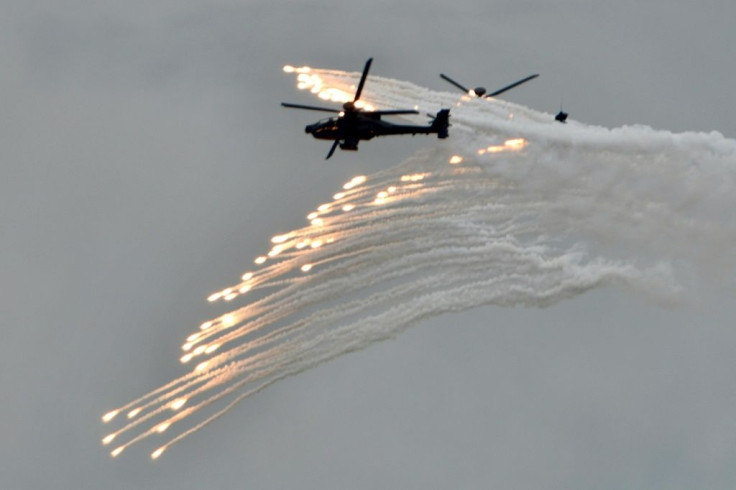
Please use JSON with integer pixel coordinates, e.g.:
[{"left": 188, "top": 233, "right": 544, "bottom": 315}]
[
  {"left": 440, "top": 71, "right": 569, "bottom": 123},
  {"left": 282, "top": 58, "right": 450, "bottom": 159},
  {"left": 439, "top": 72, "right": 539, "bottom": 98}
]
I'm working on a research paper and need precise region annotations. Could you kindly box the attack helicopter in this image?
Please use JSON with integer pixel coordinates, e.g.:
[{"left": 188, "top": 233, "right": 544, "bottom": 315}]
[
  {"left": 439, "top": 73, "right": 539, "bottom": 98},
  {"left": 282, "top": 58, "right": 450, "bottom": 159},
  {"left": 440, "top": 71, "right": 569, "bottom": 123}
]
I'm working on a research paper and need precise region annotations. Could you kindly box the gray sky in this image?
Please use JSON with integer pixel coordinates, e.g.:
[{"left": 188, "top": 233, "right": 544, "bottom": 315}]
[{"left": 2, "top": 1, "right": 736, "bottom": 488}]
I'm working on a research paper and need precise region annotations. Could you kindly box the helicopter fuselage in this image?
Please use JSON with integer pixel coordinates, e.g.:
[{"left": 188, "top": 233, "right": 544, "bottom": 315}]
[{"left": 305, "top": 113, "right": 444, "bottom": 145}]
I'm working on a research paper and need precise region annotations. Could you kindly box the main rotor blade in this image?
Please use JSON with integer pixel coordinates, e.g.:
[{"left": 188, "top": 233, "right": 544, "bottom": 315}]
[
  {"left": 325, "top": 140, "right": 340, "bottom": 160},
  {"left": 281, "top": 102, "right": 341, "bottom": 113},
  {"left": 353, "top": 58, "right": 373, "bottom": 102},
  {"left": 371, "top": 110, "right": 419, "bottom": 115},
  {"left": 440, "top": 74, "right": 470, "bottom": 94},
  {"left": 486, "top": 74, "right": 539, "bottom": 97}
]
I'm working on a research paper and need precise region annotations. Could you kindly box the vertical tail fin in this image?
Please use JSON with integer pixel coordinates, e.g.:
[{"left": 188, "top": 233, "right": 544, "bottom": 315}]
[{"left": 431, "top": 109, "right": 450, "bottom": 139}]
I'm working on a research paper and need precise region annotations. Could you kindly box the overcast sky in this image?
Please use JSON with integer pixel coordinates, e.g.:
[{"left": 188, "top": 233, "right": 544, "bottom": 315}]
[{"left": 2, "top": 1, "right": 736, "bottom": 488}]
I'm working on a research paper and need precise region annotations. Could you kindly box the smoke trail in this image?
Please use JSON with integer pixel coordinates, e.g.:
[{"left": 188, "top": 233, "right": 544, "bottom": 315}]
[{"left": 101, "top": 65, "right": 736, "bottom": 459}]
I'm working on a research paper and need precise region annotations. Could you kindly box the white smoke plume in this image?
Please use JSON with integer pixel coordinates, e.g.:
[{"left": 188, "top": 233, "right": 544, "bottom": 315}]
[{"left": 100, "top": 65, "right": 736, "bottom": 459}]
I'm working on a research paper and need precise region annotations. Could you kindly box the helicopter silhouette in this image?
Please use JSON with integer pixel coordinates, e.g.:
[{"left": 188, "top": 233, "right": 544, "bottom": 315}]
[
  {"left": 439, "top": 72, "right": 539, "bottom": 98},
  {"left": 282, "top": 58, "right": 450, "bottom": 159},
  {"left": 440, "top": 71, "right": 569, "bottom": 123}
]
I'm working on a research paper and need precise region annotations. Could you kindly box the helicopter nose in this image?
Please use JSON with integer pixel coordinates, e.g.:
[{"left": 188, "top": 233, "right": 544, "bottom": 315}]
[
  {"left": 305, "top": 123, "right": 316, "bottom": 134},
  {"left": 473, "top": 87, "right": 486, "bottom": 97}
]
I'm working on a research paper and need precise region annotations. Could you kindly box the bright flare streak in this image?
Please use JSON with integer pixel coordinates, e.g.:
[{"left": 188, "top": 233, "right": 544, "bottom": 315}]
[
  {"left": 310, "top": 240, "right": 323, "bottom": 249},
  {"left": 182, "top": 342, "right": 194, "bottom": 352},
  {"left": 333, "top": 192, "right": 345, "bottom": 200},
  {"left": 318, "top": 204, "right": 331, "bottom": 212},
  {"left": 102, "top": 410, "right": 119, "bottom": 423},
  {"left": 449, "top": 155, "right": 463, "bottom": 164},
  {"left": 255, "top": 256, "right": 267, "bottom": 265},
  {"left": 282, "top": 65, "right": 295, "bottom": 73},
  {"left": 319, "top": 89, "right": 350, "bottom": 103},
  {"left": 301, "top": 264, "right": 313, "bottom": 272},
  {"left": 342, "top": 204, "right": 355, "bottom": 212},
  {"left": 196, "top": 362, "right": 209, "bottom": 372},
  {"left": 388, "top": 186, "right": 397, "bottom": 193},
  {"left": 267, "top": 247, "right": 282, "bottom": 257},
  {"left": 223, "top": 315, "right": 235, "bottom": 326},
  {"left": 271, "top": 234, "right": 290, "bottom": 244},
  {"left": 193, "top": 346, "right": 206, "bottom": 356},
  {"left": 344, "top": 175, "right": 367, "bottom": 190},
  {"left": 207, "top": 292, "right": 221, "bottom": 302},
  {"left": 296, "top": 241, "right": 307, "bottom": 249},
  {"left": 377, "top": 191, "right": 388, "bottom": 199},
  {"left": 102, "top": 434, "right": 116, "bottom": 445},
  {"left": 241, "top": 272, "right": 253, "bottom": 281},
  {"left": 171, "top": 398, "right": 187, "bottom": 410},
  {"left": 205, "top": 344, "right": 220, "bottom": 354},
  {"left": 111, "top": 447, "right": 124, "bottom": 458},
  {"left": 199, "top": 321, "right": 213, "bottom": 331},
  {"left": 311, "top": 218, "right": 324, "bottom": 226},
  {"left": 151, "top": 447, "right": 165, "bottom": 460},
  {"left": 481, "top": 139, "right": 528, "bottom": 156},
  {"left": 180, "top": 353, "right": 193, "bottom": 363},
  {"left": 156, "top": 422, "right": 171, "bottom": 433},
  {"left": 186, "top": 333, "right": 201, "bottom": 342},
  {"left": 400, "top": 173, "right": 428, "bottom": 182},
  {"left": 307, "top": 212, "right": 319, "bottom": 220},
  {"left": 505, "top": 138, "right": 527, "bottom": 150},
  {"left": 127, "top": 408, "right": 141, "bottom": 419},
  {"left": 224, "top": 293, "right": 237, "bottom": 301},
  {"left": 239, "top": 285, "right": 251, "bottom": 294}
]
